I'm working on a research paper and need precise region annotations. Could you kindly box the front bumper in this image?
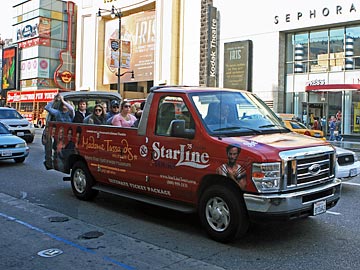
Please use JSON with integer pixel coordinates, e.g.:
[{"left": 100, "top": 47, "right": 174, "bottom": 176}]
[
  {"left": 0, "top": 147, "right": 29, "bottom": 161},
  {"left": 10, "top": 129, "right": 35, "bottom": 141},
  {"left": 336, "top": 161, "right": 360, "bottom": 180},
  {"left": 244, "top": 179, "right": 341, "bottom": 219}
]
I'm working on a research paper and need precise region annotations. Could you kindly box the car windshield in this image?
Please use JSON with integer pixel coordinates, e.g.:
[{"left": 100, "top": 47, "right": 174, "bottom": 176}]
[
  {"left": 0, "top": 109, "right": 24, "bottom": 119},
  {"left": 0, "top": 123, "right": 11, "bottom": 134},
  {"left": 289, "top": 121, "right": 307, "bottom": 130},
  {"left": 190, "top": 91, "right": 288, "bottom": 136}
]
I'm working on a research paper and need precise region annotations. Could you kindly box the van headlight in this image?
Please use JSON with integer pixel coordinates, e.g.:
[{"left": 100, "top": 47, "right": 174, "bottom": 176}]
[{"left": 252, "top": 162, "right": 281, "bottom": 192}]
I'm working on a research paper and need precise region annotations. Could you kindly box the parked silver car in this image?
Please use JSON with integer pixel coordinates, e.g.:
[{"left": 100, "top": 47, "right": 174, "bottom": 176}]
[
  {"left": 0, "top": 122, "right": 29, "bottom": 163},
  {"left": 335, "top": 146, "right": 360, "bottom": 180},
  {"left": 0, "top": 107, "right": 35, "bottom": 143}
]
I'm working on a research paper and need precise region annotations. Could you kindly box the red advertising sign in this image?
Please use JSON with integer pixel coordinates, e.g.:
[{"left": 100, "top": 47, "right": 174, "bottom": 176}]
[
  {"left": 19, "top": 37, "right": 50, "bottom": 48},
  {"left": 7, "top": 89, "right": 58, "bottom": 103}
]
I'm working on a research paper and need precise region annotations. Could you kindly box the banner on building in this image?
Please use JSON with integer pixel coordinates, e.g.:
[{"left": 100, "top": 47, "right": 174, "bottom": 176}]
[
  {"left": 103, "top": 10, "right": 155, "bottom": 84},
  {"left": 109, "top": 39, "right": 131, "bottom": 69},
  {"left": 207, "top": 6, "right": 219, "bottom": 87},
  {"left": 1, "top": 47, "right": 17, "bottom": 91},
  {"left": 14, "top": 17, "right": 51, "bottom": 43},
  {"left": 223, "top": 40, "right": 252, "bottom": 91}
]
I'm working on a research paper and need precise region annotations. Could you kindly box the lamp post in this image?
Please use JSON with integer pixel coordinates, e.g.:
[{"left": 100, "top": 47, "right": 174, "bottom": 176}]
[
  {"left": 98, "top": 5, "right": 134, "bottom": 95},
  {"left": 0, "top": 36, "right": 5, "bottom": 104}
]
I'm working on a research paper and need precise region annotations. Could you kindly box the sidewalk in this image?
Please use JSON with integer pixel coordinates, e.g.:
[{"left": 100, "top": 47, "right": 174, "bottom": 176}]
[{"left": 329, "top": 140, "right": 360, "bottom": 152}]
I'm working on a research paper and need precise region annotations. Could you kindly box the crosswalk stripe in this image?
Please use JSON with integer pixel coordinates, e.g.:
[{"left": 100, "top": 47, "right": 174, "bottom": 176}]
[
  {"left": 342, "top": 182, "right": 360, "bottom": 186},
  {"left": 326, "top": 211, "right": 341, "bottom": 215}
]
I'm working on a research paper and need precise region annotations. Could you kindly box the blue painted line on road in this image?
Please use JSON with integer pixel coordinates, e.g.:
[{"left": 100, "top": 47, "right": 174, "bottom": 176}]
[{"left": 0, "top": 211, "right": 135, "bottom": 270}]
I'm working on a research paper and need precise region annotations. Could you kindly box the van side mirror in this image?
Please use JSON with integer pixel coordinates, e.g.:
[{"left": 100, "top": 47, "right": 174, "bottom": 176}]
[{"left": 170, "top": 120, "right": 195, "bottom": 139}]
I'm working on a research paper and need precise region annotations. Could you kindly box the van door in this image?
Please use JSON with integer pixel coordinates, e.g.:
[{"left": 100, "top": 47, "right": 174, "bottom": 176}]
[{"left": 146, "top": 95, "right": 205, "bottom": 203}]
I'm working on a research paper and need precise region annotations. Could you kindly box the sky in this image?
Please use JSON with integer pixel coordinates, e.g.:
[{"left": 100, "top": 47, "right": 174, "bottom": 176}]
[{"left": 0, "top": 1, "right": 13, "bottom": 40}]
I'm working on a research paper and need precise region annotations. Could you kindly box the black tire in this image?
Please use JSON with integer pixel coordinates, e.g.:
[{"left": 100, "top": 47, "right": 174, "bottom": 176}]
[
  {"left": 26, "top": 136, "right": 34, "bottom": 143},
  {"left": 70, "top": 161, "right": 98, "bottom": 200},
  {"left": 14, "top": 157, "right": 26, "bottom": 163},
  {"left": 199, "top": 185, "right": 249, "bottom": 243}
]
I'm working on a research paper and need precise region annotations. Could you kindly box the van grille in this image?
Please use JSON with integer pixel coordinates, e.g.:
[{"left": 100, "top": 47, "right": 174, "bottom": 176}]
[{"left": 280, "top": 146, "right": 335, "bottom": 190}]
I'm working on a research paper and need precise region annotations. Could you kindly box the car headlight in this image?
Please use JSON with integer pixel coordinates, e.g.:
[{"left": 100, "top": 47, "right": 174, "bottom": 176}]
[
  {"left": 252, "top": 162, "right": 281, "bottom": 192},
  {"left": 15, "top": 142, "right": 27, "bottom": 148}
]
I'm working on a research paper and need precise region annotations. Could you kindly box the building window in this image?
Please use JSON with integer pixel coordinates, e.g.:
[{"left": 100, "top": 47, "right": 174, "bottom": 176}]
[
  {"left": 309, "top": 30, "right": 328, "bottom": 72},
  {"left": 345, "top": 26, "right": 360, "bottom": 70},
  {"left": 124, "top": 82, "right": 138, "bottom": 92},
  {"left": 286, "top": 25, "right": 360, "bottom": 74}
]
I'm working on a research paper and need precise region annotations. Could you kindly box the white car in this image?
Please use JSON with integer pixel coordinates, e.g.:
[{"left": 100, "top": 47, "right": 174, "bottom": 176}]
[
  {"left": 0, "top": 107, "right": 35, "bottom": 143},
  {"left": 0, "top": 122, "right": 29, "bottom": 163},
  {"left": 335, "top": 146, "right": 360, "bottom": 180}
]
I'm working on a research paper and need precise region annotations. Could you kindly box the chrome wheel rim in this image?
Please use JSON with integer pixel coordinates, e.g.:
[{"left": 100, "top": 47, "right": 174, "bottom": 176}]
[
  {"left": 205, "top": 196, "right": 230, "bottom": 232},
  {"left": 73, "top": 169, "right": 86, "bottom": 194}
]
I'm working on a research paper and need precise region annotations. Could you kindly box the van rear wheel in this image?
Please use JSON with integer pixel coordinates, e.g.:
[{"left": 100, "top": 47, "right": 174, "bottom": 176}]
[
  {"left": 70, "top": 161, "right": 98, "bottom": 200},
  {"left": 199, "top": 185, "right": 249, "bottom": 243}
]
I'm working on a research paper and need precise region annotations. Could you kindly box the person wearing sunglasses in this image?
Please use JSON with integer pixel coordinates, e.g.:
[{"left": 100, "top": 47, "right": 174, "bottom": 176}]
[
  {"left": 106, "top": 100, "right": 120, "bottom": 124},
  {"left": 83, "top": 104, "right": 106, "bottom": 125},
  {"left": 112, "top": 101, "right": 137, "bottom": 127}
]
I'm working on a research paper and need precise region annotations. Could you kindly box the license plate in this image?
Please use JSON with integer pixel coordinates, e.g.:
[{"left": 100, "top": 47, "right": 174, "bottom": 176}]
[
  {"left": 350, "top": 168, "right": 357, "bottom": 177},
  {"left": 313, "top": 200, "right": 326, "bottom": 216},
  {"left": 17, "top": 132, "right": 24, "bottom": 136},
  {"left": 1, "top": 150, "right": 12, "bottom": 157}
]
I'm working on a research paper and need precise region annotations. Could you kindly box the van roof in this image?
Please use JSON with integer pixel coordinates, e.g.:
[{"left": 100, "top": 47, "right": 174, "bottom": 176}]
[{"left": 150, "top": 85, "right": 248, "bottom": 94}]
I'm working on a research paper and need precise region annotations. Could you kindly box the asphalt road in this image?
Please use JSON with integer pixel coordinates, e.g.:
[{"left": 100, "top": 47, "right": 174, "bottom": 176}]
[{"left": 0, "top": 129, "right": 360, "bottom": 270}]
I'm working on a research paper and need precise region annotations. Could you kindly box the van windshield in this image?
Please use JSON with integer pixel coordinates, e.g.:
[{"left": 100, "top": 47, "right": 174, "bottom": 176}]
[{"left": 190, "top": 91, "right": 288, "bottom": 136}]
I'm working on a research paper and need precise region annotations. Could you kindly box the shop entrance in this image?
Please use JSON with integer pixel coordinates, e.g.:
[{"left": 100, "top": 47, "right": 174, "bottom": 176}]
[
  {"left": 302, "top": 102, "right": 328, "bottom": 133},
  {"left": 305, "top": 84, "right": 360, "bottom": 137}
]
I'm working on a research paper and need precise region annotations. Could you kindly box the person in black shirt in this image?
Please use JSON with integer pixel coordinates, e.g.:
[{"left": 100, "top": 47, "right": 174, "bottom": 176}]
[{"left": 73, "top": 99, "right": 90, "bottom": 123}]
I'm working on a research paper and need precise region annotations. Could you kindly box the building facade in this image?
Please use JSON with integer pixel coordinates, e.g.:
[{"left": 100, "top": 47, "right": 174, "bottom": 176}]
[
  {"left": 76, "top": 0, "right": 203, "bottom": 99},
  {"left": 213, "top": 0, "right": 360, "bottom": 137},
  {"left": 4, "top": 0, "right": 76, "bottom": 124}
]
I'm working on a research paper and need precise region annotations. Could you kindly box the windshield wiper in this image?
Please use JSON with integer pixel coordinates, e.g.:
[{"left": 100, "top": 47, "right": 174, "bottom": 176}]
[
  {"left": 213, "top": 126, "right": 262, "bottom": 134},
  {"left": 258, "top": 124, "right": 288, "bottom": 130}
]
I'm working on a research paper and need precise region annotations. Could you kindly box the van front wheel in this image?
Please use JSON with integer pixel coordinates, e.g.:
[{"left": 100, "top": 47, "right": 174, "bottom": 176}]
[
  {"left": 199, "top": 185, "right": 249, "bottom": 243},
  {"left": 70, "top": 161, "right": 98, "bottom": 200}
]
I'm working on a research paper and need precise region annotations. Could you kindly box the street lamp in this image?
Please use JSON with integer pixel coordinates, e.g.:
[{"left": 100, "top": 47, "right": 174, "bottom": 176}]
[
  {"left": 116, "top": 70, "right": 134, "bottom": 79},
  {"left": 0, "top": 36, "right": 5, "bottom": 103},
  {"left": 97, "top": 5, "right": 124, "bottom": 94}
]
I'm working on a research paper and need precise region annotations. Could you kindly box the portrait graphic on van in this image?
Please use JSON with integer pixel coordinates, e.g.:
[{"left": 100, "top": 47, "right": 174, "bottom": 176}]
[{"left": 216, "top": 144, "right": 247, "bottom": 189}]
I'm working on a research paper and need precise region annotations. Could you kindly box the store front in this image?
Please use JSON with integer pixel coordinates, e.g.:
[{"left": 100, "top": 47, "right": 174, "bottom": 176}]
[
  {"left": 285, "top": 22, "right": 360, "bottom": 137},
  {"left": 303, "top": 84, "right": 360, "bottom": 137}
]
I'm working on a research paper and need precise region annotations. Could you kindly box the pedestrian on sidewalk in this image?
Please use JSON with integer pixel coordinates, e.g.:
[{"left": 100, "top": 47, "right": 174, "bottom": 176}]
[
  {"left": 335, "top": 117, "right": 343, "bottom": 141},
  {"left": 329, "top": 116, "right": 336, "bottom": 141}
]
